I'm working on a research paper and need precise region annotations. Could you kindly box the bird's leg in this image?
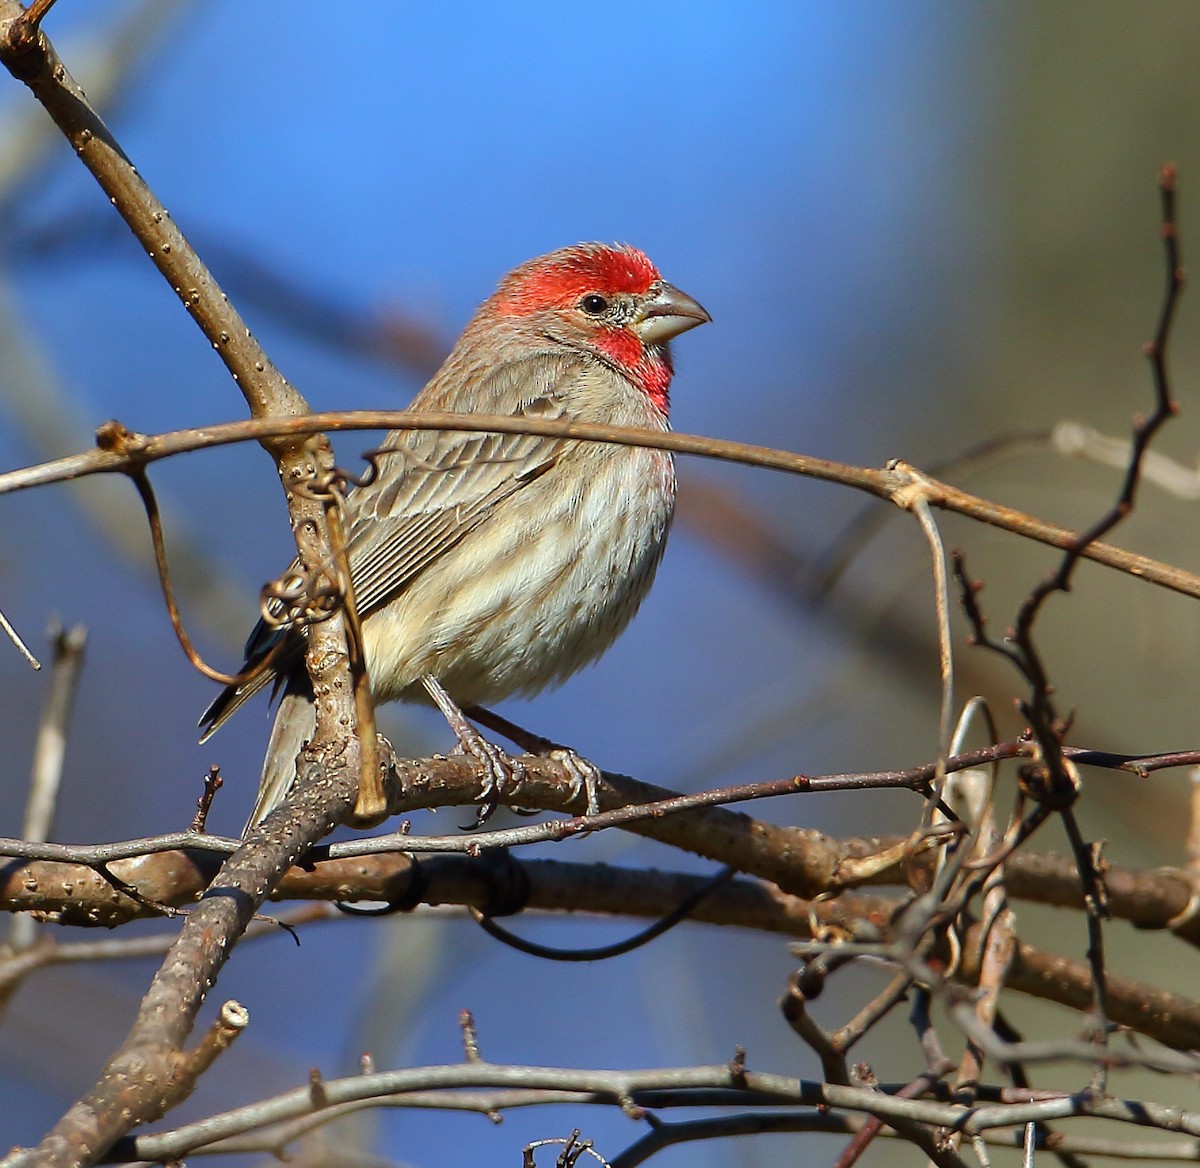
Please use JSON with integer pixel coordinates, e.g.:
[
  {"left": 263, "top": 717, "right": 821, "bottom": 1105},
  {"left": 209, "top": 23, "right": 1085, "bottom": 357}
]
[
  {"left": 465, "top": 705, "right": 604, "bottom": 816},
  {"left": 421, "top": 674, "right": 525, "bottom": 824}
]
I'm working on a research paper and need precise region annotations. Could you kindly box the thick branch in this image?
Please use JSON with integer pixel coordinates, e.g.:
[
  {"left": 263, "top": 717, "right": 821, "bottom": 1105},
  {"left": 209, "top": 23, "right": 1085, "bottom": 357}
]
[
  {"left": 0, "top": 9, "right": 366, "bottom": 1162},
  {"left": 5, "top": 839, "right": 1200, "bottom": 1050},
  {"left": 12, "top": 756, "right": 357, "bottom": 1167},
  {"left": 4, "top": 747, "right": 1199, "bottom": 937}
]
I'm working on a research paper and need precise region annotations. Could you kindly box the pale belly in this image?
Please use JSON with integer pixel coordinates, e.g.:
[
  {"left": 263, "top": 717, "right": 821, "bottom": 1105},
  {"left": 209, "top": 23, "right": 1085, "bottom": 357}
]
[{"left": 360, "top": 445, "right": 675, "bottom": 708}]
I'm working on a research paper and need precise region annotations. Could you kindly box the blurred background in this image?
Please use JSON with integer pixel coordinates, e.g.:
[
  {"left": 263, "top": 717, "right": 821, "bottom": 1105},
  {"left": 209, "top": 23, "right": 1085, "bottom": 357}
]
[{"left": 3, "top": 2, "right": 1200, "bottom": 1164}]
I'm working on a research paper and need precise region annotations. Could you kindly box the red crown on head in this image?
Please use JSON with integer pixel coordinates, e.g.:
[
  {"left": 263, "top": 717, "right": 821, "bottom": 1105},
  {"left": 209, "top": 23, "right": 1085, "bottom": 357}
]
[{"left": 495, "top": 244, "right": 660, "bottom": 316}]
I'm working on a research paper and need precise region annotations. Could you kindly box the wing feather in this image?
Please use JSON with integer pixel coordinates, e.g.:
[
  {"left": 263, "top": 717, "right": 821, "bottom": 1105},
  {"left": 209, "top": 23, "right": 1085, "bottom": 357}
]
[
  {"left": 343, "top": 351, "right": 580, "bottom": 617},
  {"left": 199, "top": 349, "right": 584, "bottom": 738}
]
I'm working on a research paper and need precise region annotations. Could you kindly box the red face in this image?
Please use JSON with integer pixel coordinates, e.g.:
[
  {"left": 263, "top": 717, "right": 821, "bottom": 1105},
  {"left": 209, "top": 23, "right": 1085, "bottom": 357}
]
[{"left": 487, "top": 243, "right": 707, "bottom": 414}]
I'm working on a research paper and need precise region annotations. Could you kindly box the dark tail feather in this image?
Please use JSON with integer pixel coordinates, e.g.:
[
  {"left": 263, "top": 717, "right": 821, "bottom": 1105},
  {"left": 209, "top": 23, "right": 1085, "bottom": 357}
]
[
  {"left": 198, "top": 621, "right": 304, "bottom": 742},
  {"left": 198, "top": 669, "right": 274, "bottom": 742}
]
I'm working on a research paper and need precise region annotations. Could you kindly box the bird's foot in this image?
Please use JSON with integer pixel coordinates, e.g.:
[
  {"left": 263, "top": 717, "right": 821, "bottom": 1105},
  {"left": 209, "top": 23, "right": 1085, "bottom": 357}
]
[
  {"left": 463, "top": 705, "right": 606, "bottom": 816},
  {"left": 422, "top": 674, "right": 525, "bottom": 825},
  {"left": 547, "top": 747, "right": 603, "bottom": 816},
  {"left": 460, "top": 726, "right": 527, "bottom": 826}
]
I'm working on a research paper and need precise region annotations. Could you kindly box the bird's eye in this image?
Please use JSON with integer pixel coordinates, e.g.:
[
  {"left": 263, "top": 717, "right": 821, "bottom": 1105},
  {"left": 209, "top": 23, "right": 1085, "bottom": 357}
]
[{"left": 579, "top": 293, "right": 609, "bottom": 316}]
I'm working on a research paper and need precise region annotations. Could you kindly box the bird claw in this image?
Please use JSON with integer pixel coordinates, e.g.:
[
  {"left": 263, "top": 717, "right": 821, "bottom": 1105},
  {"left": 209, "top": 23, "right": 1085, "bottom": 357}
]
[
  {"left": 548, "top": 747, "right": 603, "bottom": 816},
  {"left": 460, "top": 704, "right": 607, "bottom": 817},
  {"left": 454, "top": 728, "right": 526, "bottom": 826},
  {"left": 420, "top": 673, "right": 526, "bottom": 826}
]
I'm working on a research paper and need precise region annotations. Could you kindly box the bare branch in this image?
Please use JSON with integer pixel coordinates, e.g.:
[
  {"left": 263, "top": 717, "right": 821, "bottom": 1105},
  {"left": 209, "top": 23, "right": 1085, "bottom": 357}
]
[
  {"left": 81, "top": 1058, "right": 1200, "bottom": 1164},
  {"left": 20, "top": 623, "right": 85, "bottom": 847},
  {"left": 0, "top": 602, "right": 40, "bottom": 668},
  {"left": 1, "top": 408, "right": 1198, "bottom": 602},
  {"left": 3, "top": 623, "right": 86, "bottom": 961}
]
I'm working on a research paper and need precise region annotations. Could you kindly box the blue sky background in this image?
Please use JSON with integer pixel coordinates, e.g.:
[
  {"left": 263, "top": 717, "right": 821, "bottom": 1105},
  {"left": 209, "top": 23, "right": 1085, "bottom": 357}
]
[{"left": 4, "top": 3, "right": 1200, "bottom": 1165}]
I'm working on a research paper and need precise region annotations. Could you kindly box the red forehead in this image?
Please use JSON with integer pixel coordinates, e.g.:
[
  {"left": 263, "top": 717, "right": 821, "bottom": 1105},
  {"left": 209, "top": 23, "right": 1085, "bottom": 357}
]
[{"left": 496, "top": 244, "right": 660, "bottom": 315}]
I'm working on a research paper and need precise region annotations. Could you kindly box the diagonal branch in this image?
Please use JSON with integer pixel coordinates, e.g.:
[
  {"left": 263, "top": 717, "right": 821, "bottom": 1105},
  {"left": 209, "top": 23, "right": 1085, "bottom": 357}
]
[{"left": 0, "top": 7, "right": 368, "bottom": 1164}]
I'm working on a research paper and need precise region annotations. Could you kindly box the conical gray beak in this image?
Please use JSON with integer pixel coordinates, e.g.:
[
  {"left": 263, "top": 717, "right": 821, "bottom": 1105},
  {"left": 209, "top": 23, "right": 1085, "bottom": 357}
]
[{"left": 635, "top": 280, "right": 712, "bottom": 344}]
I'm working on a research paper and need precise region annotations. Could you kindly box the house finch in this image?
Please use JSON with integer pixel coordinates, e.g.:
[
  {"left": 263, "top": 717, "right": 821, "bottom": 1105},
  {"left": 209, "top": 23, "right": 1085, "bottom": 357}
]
[{"left": 201, "top": 243, "right": 710, "bottom": 829}]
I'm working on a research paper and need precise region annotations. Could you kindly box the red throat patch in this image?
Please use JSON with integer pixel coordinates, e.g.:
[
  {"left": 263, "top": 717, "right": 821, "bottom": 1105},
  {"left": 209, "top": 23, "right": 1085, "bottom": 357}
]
[{"left": 595, "top": 328, "right": 673, "bottom": 414}]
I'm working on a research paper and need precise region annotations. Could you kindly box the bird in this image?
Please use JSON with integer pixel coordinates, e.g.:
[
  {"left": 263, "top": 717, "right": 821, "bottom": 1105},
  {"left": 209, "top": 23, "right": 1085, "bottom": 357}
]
[{"left": 200, "top": 243, "right": 711, "bottom": 831}]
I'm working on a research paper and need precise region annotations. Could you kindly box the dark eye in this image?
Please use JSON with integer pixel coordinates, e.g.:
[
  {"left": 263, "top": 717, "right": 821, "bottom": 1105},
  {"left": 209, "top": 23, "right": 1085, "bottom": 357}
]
[{"left": 579, "top": 293, "right": 609, "bottom": 315}]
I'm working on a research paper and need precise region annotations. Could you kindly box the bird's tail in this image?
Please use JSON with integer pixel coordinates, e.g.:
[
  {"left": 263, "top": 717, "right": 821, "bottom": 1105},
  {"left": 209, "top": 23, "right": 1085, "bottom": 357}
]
[{"left": 243, "top": 683, "right": 316, "bottom": 834}]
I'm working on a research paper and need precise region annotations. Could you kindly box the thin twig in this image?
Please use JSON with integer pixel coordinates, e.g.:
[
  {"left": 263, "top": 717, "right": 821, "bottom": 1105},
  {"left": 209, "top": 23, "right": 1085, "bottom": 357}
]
[
  {"left": 829, "top": 971, "right": 914, "bottom": 1056},
  {"left": 126, "top": 467, "right": 290, "bottom": 685},
  {"left": 826, "top": 992, "right": 958, "bottom": 1167},
  {"left": 951, "top": 763, "right": 1015, "bottom": 1108},
  {"left": 610, "top": 1110, "right": 1200, "bottom": 1168},
  {"left": 0, "top": 602, "right": 40, "bottom": 668},
  {"left": 1060, "top": 808, "right": 1112, "bottom": 1092},
  {"left": 811, "top": 428, "right": 1054, "bottom": 594},
  {"left": 779, "top": 961, "right": 852, "bottom": 1085},
  {"left": 322, "top": 476, "right": 383, "bottom": 825},
  {"left": 191, "top": 766, "right": 223, "bottom": 833},
  {"left": 4, "top": 624, "right": 86, "bottom": 957},
  {"left": 20, "top": 623, "right": 85, "bottom": 847},
  {"left": 909, "top": 495, "right": 955, "bottom": 823},
  {"left": 2, "top": 408, "right": 1199, "bottom": 601}
]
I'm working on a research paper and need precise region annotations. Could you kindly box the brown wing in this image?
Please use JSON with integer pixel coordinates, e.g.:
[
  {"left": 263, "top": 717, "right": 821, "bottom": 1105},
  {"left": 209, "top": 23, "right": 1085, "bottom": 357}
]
[
  {"left": 199, "top": 349, "right": 583, "bottom": 739},
  {"left": 342, "top": 349, "right": 581, "bottom": 616}
]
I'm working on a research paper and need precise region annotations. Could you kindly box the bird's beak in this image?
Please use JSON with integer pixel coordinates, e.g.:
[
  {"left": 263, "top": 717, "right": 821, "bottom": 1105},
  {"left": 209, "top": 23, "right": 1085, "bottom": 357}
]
[{"left": 634, "top": 280, "right": 712, "bottom": 344}]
